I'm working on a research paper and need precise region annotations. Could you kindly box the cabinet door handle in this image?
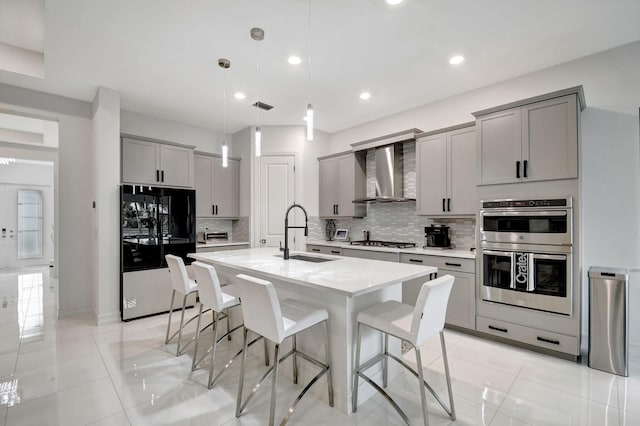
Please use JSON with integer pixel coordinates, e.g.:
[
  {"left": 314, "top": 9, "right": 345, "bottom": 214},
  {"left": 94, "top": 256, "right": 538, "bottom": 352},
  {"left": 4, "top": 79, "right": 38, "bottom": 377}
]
[
  {"left": 516, "top": 161, "right": 521, "bottom": 179},
  {"left": 156, "top": 170, "right": 160, "bottom": 182},
  {"left": 447, "top": 198, "right": 451, "bottom": 212},
  {"left": 445, "top": 262, "right": 462, "bottom": 267},
  {"left": 161, "top": 170, "right": 165, "bottom": 182},
  {"left": 331, "top": 250, "right": 341, "bottom": 254},
  {"left": 409, "top": 258, "right": 423, "bottom": 263},
  {"left": 523, "top": 160, "right": 528, "bottom": 178},
  {"left": 489, "top": 325, "right": 508, "bottom": 333},
  {"left": 442, "top": 198, "right": 446, "bottom": 212},
  {"left": 336, "top": 205, "right": 339, "bottom": 215},
  {"left": 311, "top": 248, "right": 320, "bottom": 252},
  {"left": 537, "top": 336, "right": 560, "bottom": 345},
  {"left": 215, "top": 205, "right": 218, "bottom": 215},
  {"left": 212, "top": 205, "right": 215, "bottom": 215}
]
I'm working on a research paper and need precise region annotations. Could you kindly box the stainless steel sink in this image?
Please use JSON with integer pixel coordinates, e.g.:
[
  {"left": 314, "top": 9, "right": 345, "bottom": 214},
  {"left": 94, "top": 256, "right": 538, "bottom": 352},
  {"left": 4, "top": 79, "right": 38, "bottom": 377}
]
[{"left": 276, "top": 254, "right": 335, "bottom": 263}]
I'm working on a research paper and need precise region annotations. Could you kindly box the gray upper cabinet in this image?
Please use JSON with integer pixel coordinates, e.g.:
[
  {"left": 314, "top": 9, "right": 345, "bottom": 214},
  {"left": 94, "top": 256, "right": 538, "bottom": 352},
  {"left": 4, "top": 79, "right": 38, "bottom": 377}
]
[
  {"left": 416, "top": 125, "right": 476, "bottom": 216},
  {"left": 194, "top": 153, "right": 240, "bottom": 218},
  {"left": 318, "top": 152, "right": 366, "bottom": 218},
  {"left": 122, "top": 137, "right": 194, "bottom": 187},
  {"left": 475, "top": 93, "right": 579, "bottom": 185}
]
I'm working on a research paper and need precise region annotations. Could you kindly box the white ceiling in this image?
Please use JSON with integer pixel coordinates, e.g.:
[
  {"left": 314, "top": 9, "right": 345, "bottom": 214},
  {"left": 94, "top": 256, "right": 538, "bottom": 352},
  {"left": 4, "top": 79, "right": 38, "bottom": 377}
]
[{"left": 0, "top": 0, "right": 639, "bottom": 135}]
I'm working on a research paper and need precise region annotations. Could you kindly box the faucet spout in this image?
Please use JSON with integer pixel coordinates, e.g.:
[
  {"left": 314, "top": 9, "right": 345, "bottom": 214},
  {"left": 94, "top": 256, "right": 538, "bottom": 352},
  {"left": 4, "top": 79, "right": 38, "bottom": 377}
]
[{"left": 283, "top": 203, "right": 309, "bottom": 260}]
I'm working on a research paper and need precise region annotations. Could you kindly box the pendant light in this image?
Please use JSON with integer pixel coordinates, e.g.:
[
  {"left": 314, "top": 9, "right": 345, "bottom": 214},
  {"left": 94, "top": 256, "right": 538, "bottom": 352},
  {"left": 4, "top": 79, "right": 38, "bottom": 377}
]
[
  {"left": 306, "top": 0, "right": 314, "bottom": 141},
  {"left": 251, "top": 27, "right": 264, "bottom": 157},
  {"left": 218, "top": 58, "right": 230, "bottom": 168}
]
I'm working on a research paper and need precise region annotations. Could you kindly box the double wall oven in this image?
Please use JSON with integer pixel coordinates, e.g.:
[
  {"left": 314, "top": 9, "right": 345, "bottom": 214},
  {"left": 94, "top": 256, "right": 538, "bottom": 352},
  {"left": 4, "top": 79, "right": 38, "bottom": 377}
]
[{"left": 480, "top": 197, "right": 573, "bottom": 316}]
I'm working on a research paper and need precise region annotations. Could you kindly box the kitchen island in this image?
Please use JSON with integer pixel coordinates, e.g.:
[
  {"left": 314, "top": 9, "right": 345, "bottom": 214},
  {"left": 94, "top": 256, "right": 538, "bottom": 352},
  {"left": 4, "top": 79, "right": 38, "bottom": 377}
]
[{"left": 189, "top": 247, "right": 437, "bottom": 413}]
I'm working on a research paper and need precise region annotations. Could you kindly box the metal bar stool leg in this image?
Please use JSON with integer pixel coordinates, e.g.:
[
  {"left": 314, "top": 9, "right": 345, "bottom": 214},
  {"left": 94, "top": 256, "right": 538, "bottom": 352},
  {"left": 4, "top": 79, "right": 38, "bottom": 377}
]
[
  {"left": 264, "top": 337, "right": 270, "bottom": 366},
  {"left": 236, "top": 327, "right": 250, "bottom": 418},
  {"left": 383, "top": 333, "right": 389, "bottom": 388},
  {"left": 352, "top": 322, "right": 363, "bottom": 413},
  {"left": 208, "top": 311, "right": 221, "bottom": 388},
  {"left": 292, "top": 335, "right": 298, "bottom": 384},
  {"left": 415, "top": 345, "right": 430, "bottom": 426},
  {"left": 324, "top": 320, "right": 334, "bottom": 407},
  {"left": 165, "top": 289, "right": 176, "bottom": 344},
  {"left": 176, "top": 294, "right": 189, "bottom": 356},
  {"left": 440, "top": 331, "right": 456, "bottom": 420},
  {"left": 269, "top": 344, "right": 280, "bottom": 426},
  {"left": 191, "top": 304, "right": 205, "bottom": 370},
  {"left": 227, "top": 307, "right": 232, "bottom": 341}
]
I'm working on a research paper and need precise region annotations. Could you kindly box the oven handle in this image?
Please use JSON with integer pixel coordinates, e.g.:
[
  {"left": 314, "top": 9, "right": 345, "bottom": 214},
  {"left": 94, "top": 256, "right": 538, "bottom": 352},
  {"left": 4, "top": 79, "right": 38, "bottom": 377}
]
[
  {"left": 481, "top": 211, "right": 567, "bottom": 217},
  {"left": 527, "top": 253, "right": 535, "bottom": 292},
  {"left": 530, "top": 253, "right": 567, "bottom": 261},
  {"left": 483, "top": 250, "right": 516, "bottom": 289}
]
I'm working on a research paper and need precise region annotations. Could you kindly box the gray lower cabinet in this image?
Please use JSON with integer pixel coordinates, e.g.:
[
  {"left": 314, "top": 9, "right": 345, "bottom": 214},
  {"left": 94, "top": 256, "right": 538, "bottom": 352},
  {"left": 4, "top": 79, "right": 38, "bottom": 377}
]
[
  {"left": 400, "top": 253, "right": 476, "bottom": 330},
  {"left": 476, "top": 316, "right": 579, "bottom": 355},
  {"left": 342, "top": 248, "right": 398, "bottom": 262},
  {"left": 307, "top": 244, "right": 343, "bottom": 255}
]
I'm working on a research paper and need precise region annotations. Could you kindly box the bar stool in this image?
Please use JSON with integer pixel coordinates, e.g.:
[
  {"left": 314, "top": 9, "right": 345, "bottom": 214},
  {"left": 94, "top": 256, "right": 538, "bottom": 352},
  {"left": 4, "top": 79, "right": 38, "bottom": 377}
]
[
  {"left": 234, "top": 273, "right": 333, "bottom": 426},
  {"left": 191, "top": 262, "right": 269, "bottom": 388},
  {"left": 352, "top": 274, "right": 456, "bottom": 426},
  {"left": 165, "top": 254, "right": 201, "bottom": 356}
]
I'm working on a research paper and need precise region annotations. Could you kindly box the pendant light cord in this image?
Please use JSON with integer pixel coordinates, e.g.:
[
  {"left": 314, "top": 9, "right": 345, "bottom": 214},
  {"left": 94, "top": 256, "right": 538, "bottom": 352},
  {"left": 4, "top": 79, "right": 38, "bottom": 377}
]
[{"left": 307, "top": 0, "right": 311, "bottom": 101}]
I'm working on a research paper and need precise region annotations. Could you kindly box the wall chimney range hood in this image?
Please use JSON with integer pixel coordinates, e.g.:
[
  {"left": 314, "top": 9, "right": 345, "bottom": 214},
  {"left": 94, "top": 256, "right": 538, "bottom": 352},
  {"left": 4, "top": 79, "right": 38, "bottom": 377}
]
[{"left": 351, "top": 129, "right": 420, "bottom": 204}]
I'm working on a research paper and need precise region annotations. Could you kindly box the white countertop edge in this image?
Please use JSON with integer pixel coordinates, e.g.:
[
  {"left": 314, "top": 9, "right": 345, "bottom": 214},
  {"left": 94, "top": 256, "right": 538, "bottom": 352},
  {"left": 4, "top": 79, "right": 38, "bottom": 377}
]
[
  {"left": 188, "top": 249, "right": 437, "bottom": 297},
  {"left": 306, "top": 240, "right": 476, "bottom": 259},
  {"left": 197, "top": 241, "right": 250, "bottom": 248}
]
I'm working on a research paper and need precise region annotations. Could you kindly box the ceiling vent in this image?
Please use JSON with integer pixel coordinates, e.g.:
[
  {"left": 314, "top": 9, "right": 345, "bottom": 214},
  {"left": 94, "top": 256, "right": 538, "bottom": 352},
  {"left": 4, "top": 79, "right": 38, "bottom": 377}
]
[{"left": 252, "top": 101, "right": 274, "bottom": 111}]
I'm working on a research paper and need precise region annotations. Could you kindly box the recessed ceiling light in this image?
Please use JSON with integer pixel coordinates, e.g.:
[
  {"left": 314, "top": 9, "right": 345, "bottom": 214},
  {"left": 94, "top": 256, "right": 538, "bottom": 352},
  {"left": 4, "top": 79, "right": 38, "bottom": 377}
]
[
  {"left": 288, "top": 56, "right": 302, "bottom": 65},
  {"left": 386, "top": 0, "right": 403, "bottom": 5},
  {"left": 359, "top": 92, "right": 371, "bottom": 100},
  {"left": 449, "top": 55, "right": 465, "bottom": 65},
  {"left": 234, "top": 92, "right": 246, "bottom": 100}
]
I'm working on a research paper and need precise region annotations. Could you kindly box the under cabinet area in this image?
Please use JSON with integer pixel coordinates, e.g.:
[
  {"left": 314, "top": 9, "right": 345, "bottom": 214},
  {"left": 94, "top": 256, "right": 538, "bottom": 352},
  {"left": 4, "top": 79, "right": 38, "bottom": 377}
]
[
  {"left": 474, "top": 89, "right": 583, "bottom": 185},
  {"left": 416, "top": 124, "right": 476, "bottom": 216},
  {"left": 400, "top": 253, "right": 476, "bottom": 330},
  {"left": 122, "top": 136, "right": 195, "bottom": 187},
  {"left": 194, "top": 153, "right": 240, "bottom": 218},
  {"left": 318, "top": 152, "right": 366, "bottom": 218},
  {"left": 196, "top": 244, "right": 249, "bottom": 253}
]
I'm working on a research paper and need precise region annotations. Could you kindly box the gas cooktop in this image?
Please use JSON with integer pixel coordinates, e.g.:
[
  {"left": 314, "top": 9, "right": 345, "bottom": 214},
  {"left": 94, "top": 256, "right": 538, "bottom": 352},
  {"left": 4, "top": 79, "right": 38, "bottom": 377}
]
[{"left": 349, "top": 240, "right": 416, "bottom": 249}]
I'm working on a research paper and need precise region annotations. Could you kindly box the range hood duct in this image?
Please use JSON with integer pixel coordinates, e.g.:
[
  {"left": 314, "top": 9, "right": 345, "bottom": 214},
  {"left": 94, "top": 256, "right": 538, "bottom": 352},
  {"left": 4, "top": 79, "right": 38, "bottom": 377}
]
[{"left": 353, "top": 143, "right": 415, "bottom": 203}]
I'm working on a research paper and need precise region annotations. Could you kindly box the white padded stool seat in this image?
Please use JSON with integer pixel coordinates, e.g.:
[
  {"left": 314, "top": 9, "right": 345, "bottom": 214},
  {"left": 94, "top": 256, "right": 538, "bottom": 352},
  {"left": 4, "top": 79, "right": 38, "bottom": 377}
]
[
  {"left": 279, "top": 299, "right": 329, "bottom": 342},
  {"left": 356, "top": 300, "right": 414, "bottom": 344}
]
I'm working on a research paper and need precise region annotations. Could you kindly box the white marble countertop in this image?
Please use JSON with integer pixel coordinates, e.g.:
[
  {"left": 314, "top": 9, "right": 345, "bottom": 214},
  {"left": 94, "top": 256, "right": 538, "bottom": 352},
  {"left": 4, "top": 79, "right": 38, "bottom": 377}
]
[
  {"left": 189, "top": 247, "right": 437, "bottom": 297},
  {"left": 196, "top": 241, "right": 250, "bottom": 248},
  {"left": 306, "top": 239, "right": 476, "bottom": 259}
]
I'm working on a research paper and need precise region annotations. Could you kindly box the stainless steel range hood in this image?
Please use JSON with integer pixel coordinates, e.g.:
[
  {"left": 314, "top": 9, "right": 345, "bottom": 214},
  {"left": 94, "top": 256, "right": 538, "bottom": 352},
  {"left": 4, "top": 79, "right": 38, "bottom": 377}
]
[{"left": 353, "top": 143, "right": 415, "bottom": 203}]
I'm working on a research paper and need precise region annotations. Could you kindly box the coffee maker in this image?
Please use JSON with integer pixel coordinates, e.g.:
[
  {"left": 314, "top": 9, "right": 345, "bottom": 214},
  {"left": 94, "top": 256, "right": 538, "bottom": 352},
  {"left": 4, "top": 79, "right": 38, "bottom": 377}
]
[{"left": 424, "top": 225, "right": 451, "bottom": 248}]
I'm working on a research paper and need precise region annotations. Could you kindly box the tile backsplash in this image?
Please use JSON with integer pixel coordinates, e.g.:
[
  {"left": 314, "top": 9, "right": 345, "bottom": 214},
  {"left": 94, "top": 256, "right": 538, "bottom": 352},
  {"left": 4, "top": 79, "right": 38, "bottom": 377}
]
[{"left": 309, "top": 141, "right": 476, "bottom": 249}]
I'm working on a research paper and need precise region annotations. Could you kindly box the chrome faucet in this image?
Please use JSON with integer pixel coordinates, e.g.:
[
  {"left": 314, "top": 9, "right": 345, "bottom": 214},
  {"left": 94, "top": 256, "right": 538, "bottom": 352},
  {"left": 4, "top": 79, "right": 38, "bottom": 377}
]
[{"left": 283, "top": 203, "right": 308, "bottom": 260}]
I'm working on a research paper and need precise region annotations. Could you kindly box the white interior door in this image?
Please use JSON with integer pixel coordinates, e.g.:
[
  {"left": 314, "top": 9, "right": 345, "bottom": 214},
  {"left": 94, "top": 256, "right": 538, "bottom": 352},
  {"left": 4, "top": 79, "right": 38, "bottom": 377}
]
[
  {"left": 259, "top": 155, "right": 295, "bottom": 248},
  {"left": 0, "top": 185, "right": 18, "bottom": 269}
]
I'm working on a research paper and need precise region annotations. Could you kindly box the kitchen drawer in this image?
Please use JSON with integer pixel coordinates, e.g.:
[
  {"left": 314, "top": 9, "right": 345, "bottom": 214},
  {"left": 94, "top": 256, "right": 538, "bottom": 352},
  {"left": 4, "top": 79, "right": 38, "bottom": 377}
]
[
  {"left": 342, "top": 248, "right": 398, "bottom": 262},
  {"left": 477, "top": 316, "right": 579, "bottom": 355},
  {"left": 307, "top": 244, "right": 343, "bottom": 255},
  {"left": 399, "top": 253, "right": 475, "bottom": 273}
]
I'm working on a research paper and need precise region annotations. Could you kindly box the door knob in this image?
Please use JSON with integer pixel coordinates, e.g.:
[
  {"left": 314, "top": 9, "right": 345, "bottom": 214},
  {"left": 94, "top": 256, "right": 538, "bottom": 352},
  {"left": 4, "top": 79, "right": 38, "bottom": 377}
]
[{"left": 260, "top": 239, "right": 266, "bottom": 244}]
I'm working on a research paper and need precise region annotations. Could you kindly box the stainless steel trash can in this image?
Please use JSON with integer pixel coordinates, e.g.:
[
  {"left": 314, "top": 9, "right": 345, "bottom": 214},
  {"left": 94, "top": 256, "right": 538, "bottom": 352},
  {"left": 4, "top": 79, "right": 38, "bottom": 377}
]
[{"left": 589, "top": 267, "right": 629, "bottom": 376}]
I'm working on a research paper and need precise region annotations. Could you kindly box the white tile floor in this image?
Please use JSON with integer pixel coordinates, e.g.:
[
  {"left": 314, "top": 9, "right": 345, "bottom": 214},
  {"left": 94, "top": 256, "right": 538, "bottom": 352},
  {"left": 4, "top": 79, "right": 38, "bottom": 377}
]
[{"left": 0, "top": 267, "right": 637, "bottom": 425}]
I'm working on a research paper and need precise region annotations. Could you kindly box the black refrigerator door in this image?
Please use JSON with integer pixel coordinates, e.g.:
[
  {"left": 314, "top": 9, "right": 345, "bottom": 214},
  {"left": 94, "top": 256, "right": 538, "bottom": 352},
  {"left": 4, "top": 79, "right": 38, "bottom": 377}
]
[
  {"left": 121, "top": 185, "right": 164, "bottom": 271},
  {"left": 160, "top": 188, "right": 196, "bottom": 264}
]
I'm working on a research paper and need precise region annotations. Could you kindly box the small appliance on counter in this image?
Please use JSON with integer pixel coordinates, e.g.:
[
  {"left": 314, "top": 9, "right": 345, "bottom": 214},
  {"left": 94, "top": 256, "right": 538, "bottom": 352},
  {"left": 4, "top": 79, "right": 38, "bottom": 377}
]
[
  {"left": 424, "top": 225, "right": 451, "bottom": 248},
  {"left": 197, "top": 231, "right": 228, "bottom": 243}
]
